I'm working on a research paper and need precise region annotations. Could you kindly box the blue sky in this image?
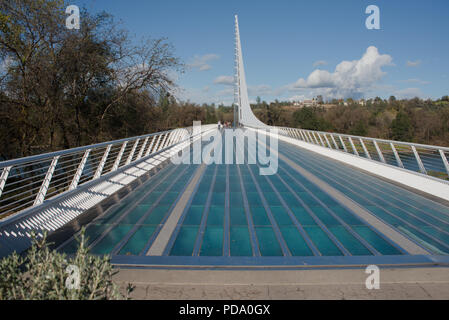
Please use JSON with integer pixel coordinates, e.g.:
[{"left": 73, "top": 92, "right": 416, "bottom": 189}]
[{"left": 75, "top": 0, "right": 449, "bottom": 104}]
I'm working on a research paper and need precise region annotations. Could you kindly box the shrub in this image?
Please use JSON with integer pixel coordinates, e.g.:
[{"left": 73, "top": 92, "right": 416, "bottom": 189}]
[{"left": 0, "top": 229, "right": 132, "bottom": 300}]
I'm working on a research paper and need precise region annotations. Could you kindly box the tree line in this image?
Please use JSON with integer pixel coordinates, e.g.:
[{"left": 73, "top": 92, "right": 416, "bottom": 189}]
[
  {"left": 0, "top": 0, "right": 221, "bottom": 160},
  {"left": 251, "top": 96, "right": 449, "bottom": 147}
]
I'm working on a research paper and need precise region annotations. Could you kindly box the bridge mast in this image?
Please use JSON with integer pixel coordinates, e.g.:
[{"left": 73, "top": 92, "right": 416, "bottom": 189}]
[
  {"left": 233, "top": 15, "right": 267, "bottom": 128},
  {"left": 233, "top": 15, "right": 240, "bottom": 128}
]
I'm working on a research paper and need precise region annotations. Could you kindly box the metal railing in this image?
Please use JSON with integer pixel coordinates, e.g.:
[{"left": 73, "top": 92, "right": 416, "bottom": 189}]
[
  {"left": 274, "top": 126, "right": 449, "bottom": 182},
  {"left": 0, "top": 125, "right": 215, "bottom": 220}
]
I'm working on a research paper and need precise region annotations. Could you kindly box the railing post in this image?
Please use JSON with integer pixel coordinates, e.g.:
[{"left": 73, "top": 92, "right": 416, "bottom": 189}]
[
  {"left": 307, "top": 131, "right": 315, "bottom": 144},
  {"left": 177, "top": 129, "right": 185, "bottom": 142},
  {"left": 291, "top": 128, "right": 297, "bottom": 139},
  {"left": 317, "top": 133, "right": 325, "bottom": 147},
  {"left": 93, "top": 144, "right": 112, "bottom": 179},
  {"left": 69, "top": 149, "right": 91, "bottom": 191},
  {"left": 292, "top": 129, "right": 299, "bottom": 140},
  {"left": 311, "top": 132, "right": 319, "bottom": 145},
  {"left": 359, "top": 138, "right": 371, "bottom": 159},
  {"left": 165, "top": 130, "right": 175, "bottom": 147},
  {"left": 323, "top": 134, "right": 332, "bottom": 149},
  {"left": 348, "top": 137, "right": 359, "bottom": 156},
  {"left": 289, "top": 128, "right": 296, "bottom": 139},
  {"left": 330, "top": 135, "right": 339, "bottom": 150},
  {"left": 145, "top": 136, "right": 158, "bottom": 157},
  {"left": 411, "top": 146, "right": 427, "bottom": 174},
  {"left": 150, "top": 134, "right": 163, "bottom": 154},
  {"left": 158, "top": 133, "right": 169, "bottom": 151},
  {"left": 171, "top": 129, "right": 180, "bottom": 144},
  {"left": 0, "top": 166, "right": 12, "bottom": 198},
  {"left": 390, "top": 143, "right": 404, "bottom": 168},
  {"left": 165, "top": 131, "right": 176, "bottom": 147},
  {"left": 439, "top": 149, "right": 449, "bottom": 177},
  {"left": 34, "top": 156, "right": 60, "bottom": 206},
  {"left": 112, "top": 141, "right": 128, "bottom": 172},
  {"left": 136, "top": 136, "right": 149, "bottom": 160},
  {"left": 373, "top": 140, "right": 386, "bottom": 164},
  {"left": 304, "top": 130, "right": 312, "bottom": 143},
  {"left": 299, "top": 130, "right": 307, "bottom": 141},
  {"left": 338, "top": 135, "right": 348, "bottom": 152},
  {"left": 304, "top": 131, "right": 311, "bottom": 143},
  {"left": 294, "top": 129, "right": 301, "bottom": 140},
  {"left": 125, "top": 139, "right": 140, "bottom": 165}
]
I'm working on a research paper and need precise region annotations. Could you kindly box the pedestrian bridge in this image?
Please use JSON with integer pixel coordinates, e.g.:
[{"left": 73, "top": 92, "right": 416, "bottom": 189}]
[{"left": 1, "top": 16, "right": 449, "bottom": 268}]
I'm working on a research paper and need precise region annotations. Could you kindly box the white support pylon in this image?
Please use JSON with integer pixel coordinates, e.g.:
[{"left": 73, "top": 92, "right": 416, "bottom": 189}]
[{"left": 234, "top": 15, "right": 267, "bottom": 128}]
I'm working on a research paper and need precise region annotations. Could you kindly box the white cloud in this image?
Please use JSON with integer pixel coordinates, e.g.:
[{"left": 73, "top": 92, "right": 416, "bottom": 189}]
[
  {"left": 394, "top": 87, "right": 423, "bottom": 99},
  {"left": 213, "top": 75, "right": 234, "bottom": 85},
  {"left": 313, "top": 60, "right": 327, "bottom": 67},
  {"left": 292, "top": 46, "right": 393, "bottom": 99},
  {"left": 187, "top": 54, "right": 220, "bottom": 71},
  {"left": 406, "top": 60, "right": 421, "bottom": 67}
]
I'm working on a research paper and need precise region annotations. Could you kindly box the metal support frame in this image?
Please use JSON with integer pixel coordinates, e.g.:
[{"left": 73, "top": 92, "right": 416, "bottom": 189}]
[
  {"left": 373, "top": 140, "right": 386, "bottom": 164},
  {"left": 152, "top": 134, "right": 163, "bottom": 154},
  {"left": 112, "top": 142, "right": 128, "bottom": 172},
  {"left": 323, "top": 134, "right": 332, "bottom": 149},
  {"left": 166, "top": 131, "right": 176, "bottom": 148},
  {"left": 34, "top": 156, "right": 60, "bottom": 206},
  {"left": 338, "top": 135, "right": 348, "bottom": 152},
  {"left": 0, "top": 166, "right": 12, "bottom": 198},
  {"left": 145, "top": 136, "right": 158, "bottom": 157},
  {"left": 439, "top": 149, "right": 449, "bottom": 177},
  {"left": 411, "top": 146, "right": 427, "bottom": 174},
  {"left": 126, "top": 139, "right": 140, "bottom": 165},
  {"left": 306, "top": 131, "right": 315, "bottom": 144},
  {"left": 0, "top": 125, "right": 215, "bottom": 219},
  {"left": 311, "top": 132, "right": 319, "bottom": 145},
  {"left": 348, "top": 137, "right": 359, "bottom": 156},
  {"left": 69, "top": 149, "right": 91, "bottom": 191},
  {"left": 317, "top": 133, "right": 325, "bottom": 147},
  {"left": 330, "top": 135, "right": 339, "bottom": 150},
  {"left": 359, "top": 138, "right": 371, "bottom": 159},
  {"left": 94, "top": 144, "right": 112, "bottom": 179},
  {"left": 390, "top": 143, "right": 404, "bottom": 168},
  {"left": 136, "top": 137, "right": 149, "bottom": 160},
  {"left": 266, "top": 125, "right": 449, "bottom": 181}
]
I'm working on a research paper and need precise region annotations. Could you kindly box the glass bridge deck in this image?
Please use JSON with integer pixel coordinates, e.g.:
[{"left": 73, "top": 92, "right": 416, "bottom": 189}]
[{"left": 58, "top": 131, "right": 449, "bottom": 267}]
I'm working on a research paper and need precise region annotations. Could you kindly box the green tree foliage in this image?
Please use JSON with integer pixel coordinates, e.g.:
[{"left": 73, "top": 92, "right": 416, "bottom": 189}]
[
  {"left": 0, "top": 230, "right": 132, "bottom": 300},
  {"left": 293, "top": 107, "right": 330, "bottom": 131},
  {"left": 0, "top": 0, "right": 183, "bottom": 159},
  {"left": 285, "top": 98, "right": 448, "bottom": 146},
  {"left": 390, "top": 110, "right": 412, "bottom": 141}
]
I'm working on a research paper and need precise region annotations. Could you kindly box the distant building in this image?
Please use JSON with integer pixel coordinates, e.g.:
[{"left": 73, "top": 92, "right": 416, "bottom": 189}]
[
  {"left": 303, "top": 99, "right": 315, "bottom": 107},
  {"left": 292, "top": 96, "right": 321, "bottom": 107}
]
